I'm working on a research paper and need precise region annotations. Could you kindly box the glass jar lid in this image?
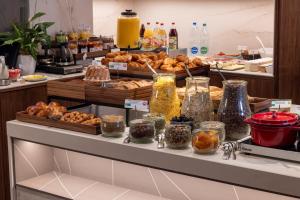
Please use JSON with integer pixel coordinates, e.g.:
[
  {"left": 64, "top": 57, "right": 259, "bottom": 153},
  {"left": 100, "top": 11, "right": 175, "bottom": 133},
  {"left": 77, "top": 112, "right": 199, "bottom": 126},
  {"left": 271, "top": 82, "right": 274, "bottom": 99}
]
[{"left": 121, "top": 9, "right": 137, "bottom": 17}]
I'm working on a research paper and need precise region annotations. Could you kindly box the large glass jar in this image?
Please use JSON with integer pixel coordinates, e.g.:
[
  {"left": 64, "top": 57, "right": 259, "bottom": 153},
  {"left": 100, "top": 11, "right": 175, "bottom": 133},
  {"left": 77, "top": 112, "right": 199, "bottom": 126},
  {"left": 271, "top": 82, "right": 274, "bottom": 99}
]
[
  {"left": 181, "top": 77, "right": 212, "bottom": 129},
  {"left": 117, "top": 10, "right": 140, "bottom": 49},
  {"left": 217, "top": 80, "right": 251, "bottom": 141},
  {"left": 150, "top": 73, "right": 181, "bottom": 122},
  {"left": 101, "top": 115, "right": 125, "bottom": 138}
]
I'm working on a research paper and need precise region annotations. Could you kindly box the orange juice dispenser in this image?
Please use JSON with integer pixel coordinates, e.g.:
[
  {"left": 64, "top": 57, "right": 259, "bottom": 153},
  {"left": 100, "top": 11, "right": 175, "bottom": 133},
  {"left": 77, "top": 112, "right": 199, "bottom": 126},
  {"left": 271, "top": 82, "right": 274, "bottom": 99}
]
[{"left": 117, "top": 10, "right": 140, "bottom": 50}]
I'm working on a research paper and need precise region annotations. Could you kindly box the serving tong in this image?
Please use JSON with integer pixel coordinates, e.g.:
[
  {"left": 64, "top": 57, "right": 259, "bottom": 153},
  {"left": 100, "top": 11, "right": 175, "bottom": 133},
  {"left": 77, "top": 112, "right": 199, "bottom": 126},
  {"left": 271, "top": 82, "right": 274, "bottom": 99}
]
[{"left": 221, "top": 141, "right": 239, "bottom": 160}]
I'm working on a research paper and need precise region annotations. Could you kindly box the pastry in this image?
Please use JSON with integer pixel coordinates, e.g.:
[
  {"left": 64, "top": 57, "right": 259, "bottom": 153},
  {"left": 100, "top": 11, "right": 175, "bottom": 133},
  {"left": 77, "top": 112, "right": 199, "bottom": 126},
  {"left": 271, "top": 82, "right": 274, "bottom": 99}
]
[
  {"left": 81, "top": 118, "right": 101, "bottom": 126},
  {"left": 84, "top": 65, "right": 110, "bottom": 82}
]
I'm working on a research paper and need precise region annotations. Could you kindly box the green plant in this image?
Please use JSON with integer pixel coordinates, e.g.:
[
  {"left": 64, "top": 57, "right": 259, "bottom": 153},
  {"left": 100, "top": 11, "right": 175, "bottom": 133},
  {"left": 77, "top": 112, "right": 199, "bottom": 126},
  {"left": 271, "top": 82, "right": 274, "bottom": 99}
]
[{"left": 0, "top": 12, "right": 54, "bottom": 59}]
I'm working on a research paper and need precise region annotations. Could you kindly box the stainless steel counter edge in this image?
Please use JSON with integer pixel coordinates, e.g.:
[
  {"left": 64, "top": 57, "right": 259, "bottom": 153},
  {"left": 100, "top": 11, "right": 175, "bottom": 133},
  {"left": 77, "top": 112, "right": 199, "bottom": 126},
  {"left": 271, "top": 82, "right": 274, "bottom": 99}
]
[{"left": 7, "top": 120, "right": 300, "bottom": 198}]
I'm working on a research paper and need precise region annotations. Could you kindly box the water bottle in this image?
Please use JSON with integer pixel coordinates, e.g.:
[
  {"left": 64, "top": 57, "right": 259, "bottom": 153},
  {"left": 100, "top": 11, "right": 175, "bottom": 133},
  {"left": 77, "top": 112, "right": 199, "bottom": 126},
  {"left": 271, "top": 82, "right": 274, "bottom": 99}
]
[
  {"left": 188, "top": 22, "right": 200, "bottom": 57},
  {"left": 200, "top": 23, "right": 209, "bottom": 56}
]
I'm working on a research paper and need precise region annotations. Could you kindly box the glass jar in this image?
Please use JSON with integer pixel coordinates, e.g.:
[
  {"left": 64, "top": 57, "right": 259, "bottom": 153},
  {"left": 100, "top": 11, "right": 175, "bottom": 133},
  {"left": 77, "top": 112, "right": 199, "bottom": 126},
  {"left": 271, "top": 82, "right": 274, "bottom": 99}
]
[
  {"left": 217, "top": 80, "right": 251, "bottom": 141},
  {"left": 181, "top": 77, "right": 212, "bottom": 129},
  {"left": 117, "top": 10, "right": 140, "bottom": 49},
  {"left": 143, "top": 113, "right": 166, "bottom": 140},
  {"left": 192, "top": 129, "right": 219, "bottom": 154},
  {"left": 101, "top": 115, "right": 125, "bottom": 137},
  {"left": 165, "top": 124, "right": 191, "bottom": 149},
  {"left": 129, "top": 119, "right": 155, "bottom": 143},
  {"left": 150, "top": 73, "right": 181, "bottom": 122},
  {"left": 88, "top": 37, "right": 103, "bottom": 52},
  {"left": 200, "top": 121, "right": 225, "bottom": 143}
]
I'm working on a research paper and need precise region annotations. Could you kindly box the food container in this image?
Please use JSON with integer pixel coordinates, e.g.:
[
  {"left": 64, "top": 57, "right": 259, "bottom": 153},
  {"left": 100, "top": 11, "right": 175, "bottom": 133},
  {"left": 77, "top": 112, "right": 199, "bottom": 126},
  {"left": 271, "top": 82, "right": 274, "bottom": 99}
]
[
  {"left": 143, "top": 113, "right": 166, "bottom": 140},
  {"left": 200, "top": 121, "right": 225, "bottom": 143},
  {"left": 192, "top": 129, "right": 219, "bottom": 154},
  {"left": 101, "top": 36, "right": 114, "bottom": 50},
  {"left": 8, "top": 68, "right": 21, "bottom": 81},
  {"left": 217, "top": 80, "right": 251, "bottom": 141},
  {"left": 165, "top": 124, "right": 191, "bottom": 149},
  {"left": 117, "top": 10, "right": 140, "bottom": 49},
  {"left": 101, "top": 115, "right": 125, "bottom": 137},
  {"left": 150, "top": 73, "right": 181, "bottom": 122},
  {"left": 129, "top": 119, "right": 155, "bottom": 143},
  {"left": 170, "top": 115, "right": 194, "bottom": 130},
  {"left": 245, "top": 111, "right": 300, "bottom": 147},
  {"left": 181, "top": 77, "right": 212, "bottom": 129},
  {"left": 88, "top": 37, "right": 103, "bottom": 52}
]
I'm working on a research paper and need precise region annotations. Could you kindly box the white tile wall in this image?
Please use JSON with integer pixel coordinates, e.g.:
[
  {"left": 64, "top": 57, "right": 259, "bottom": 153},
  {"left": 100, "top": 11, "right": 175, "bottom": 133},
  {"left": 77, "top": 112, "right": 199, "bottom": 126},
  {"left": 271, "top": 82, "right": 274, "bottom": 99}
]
[{"left": 93, "top": 0, "right": 275, "bottom": 54}]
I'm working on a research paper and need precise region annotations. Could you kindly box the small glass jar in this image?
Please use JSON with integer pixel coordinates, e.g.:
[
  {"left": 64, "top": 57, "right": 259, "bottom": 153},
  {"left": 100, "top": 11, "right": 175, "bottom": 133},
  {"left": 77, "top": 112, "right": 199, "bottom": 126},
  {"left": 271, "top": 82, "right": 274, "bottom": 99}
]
[
  {"left": 192, "top": 129, "right": 220, "bottom": 154},
  {"left": 181, "top": 77, "right": 212, "bottom": 129},
  {"left": 165, "top": 124, "right": 191, "bottom": 149},
  {"left": 200, "top": 121, "right": 225, "bottom": 143},
  {"left": 143, "top": 113, "right": 166, "bottom": 140},
  {"left": 150, "top": 73, "right": 181, "bottom": 122},
  {"left": 129, "top": 119, "right": 155, "bottom": 143},
  {"left": 101, "top": 115, "right": 125, "bottom": 137}
]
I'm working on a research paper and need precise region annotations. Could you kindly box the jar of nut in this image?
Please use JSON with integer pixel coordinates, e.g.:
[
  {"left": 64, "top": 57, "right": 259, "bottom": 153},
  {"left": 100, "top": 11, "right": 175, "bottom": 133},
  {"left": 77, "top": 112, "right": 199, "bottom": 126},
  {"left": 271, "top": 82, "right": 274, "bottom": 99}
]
[
  {"left": 129, "top": 119, "right": 155, "bottom": 143},
  {"left": 165, "top": 124, "right": 191, "bottom": 149}
]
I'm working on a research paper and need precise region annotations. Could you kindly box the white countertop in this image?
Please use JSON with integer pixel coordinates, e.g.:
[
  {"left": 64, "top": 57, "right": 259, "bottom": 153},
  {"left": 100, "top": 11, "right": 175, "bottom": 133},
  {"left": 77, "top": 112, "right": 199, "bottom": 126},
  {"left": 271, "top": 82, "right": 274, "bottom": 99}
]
[
  {"left": 7, "top": 120, "right": 300, "bottom": 198},
  {"left": 210, "top": 68, "right": 274, "bottom": 77},
  {"left": 0, "top": 72, "right": 85, "bottom": 92}
]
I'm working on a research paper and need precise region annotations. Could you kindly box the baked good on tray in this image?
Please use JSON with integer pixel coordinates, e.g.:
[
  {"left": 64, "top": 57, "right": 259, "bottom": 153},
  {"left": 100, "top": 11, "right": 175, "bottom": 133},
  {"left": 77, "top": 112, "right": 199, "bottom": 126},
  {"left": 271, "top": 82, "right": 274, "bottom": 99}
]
[
  {"left": 24, "top": 102, "right": 101, "bottom": 126},
  {"left": 101, "top": 51, "right": 203, "bottom": 72},
  {"left": 105, "top": 79, "right": 152, "bottom": 90},
  {"left": 84, "top": 64, "right": 110, "bottom": 84},
  {"left": 26, "top": 101, "right": 67, "bottom": 119}
]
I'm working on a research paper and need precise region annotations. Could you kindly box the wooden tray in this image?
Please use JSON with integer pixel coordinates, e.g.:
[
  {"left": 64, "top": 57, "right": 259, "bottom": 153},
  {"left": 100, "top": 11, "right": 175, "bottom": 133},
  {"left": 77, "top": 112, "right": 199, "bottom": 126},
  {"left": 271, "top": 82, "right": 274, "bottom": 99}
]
[
  {"left": 48, "top": 77, "right": 86, "bottom": 100},
  {"left": 213, "top": 97, "right": 272, "bottom": 113},
  {"left": 86, "top": 79, "right": 153, "bottom": 105},
  {"left": 109, "top": 65, "right": 210, "bottom": 80},
  {"left": 16, "top": 111, "right": 101, "bottom": 135}
]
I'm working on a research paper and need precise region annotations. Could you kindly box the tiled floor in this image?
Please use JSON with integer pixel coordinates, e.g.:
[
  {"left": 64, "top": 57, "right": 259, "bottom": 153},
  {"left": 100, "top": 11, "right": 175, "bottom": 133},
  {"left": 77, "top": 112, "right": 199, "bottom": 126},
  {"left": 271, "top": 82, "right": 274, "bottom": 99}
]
[{"left": 17, "top": 171, "right": 170, "bottom": 200}]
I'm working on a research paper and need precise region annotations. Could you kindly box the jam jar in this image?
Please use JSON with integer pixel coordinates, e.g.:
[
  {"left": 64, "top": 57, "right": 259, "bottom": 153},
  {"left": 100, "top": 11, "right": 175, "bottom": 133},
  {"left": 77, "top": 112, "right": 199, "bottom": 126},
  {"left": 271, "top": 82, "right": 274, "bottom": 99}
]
[
  {"left": 192, "top": 129, "right": 220, "bottom": 154},
  {"left": 200, "top": 121, "right": 225, "bottom": 143},
  {"left": 165, "top": 124, "right": 191, "bottom": 149},
  {"left": 150, "top": 73, "right": 181, "bottom": 122},
  {"left": 101, "top": 115, "right": 125, "bottom": 137},
  {"left": 129, "top": 119, "right": 155, "bottom": 143}
]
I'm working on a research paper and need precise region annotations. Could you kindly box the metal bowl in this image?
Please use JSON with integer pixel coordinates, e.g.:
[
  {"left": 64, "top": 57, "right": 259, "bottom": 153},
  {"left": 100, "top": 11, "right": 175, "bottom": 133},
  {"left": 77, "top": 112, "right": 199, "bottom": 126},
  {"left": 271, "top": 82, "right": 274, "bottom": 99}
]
[{"left": 0, "top": 79, "right": 11, "bottom": 86}]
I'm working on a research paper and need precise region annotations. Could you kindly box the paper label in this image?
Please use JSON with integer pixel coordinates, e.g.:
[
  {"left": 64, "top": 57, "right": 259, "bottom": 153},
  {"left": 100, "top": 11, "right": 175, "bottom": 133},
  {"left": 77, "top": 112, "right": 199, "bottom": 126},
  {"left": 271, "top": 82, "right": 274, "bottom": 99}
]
[
  {"left": 124, "top": 99, "right": 149, "bottom": 112},
  {"left": 109, "top": 62, "right": 128, "bottom": 71},
  {"left": 271, "top": 100, "right": 292, "bottom": 110}
]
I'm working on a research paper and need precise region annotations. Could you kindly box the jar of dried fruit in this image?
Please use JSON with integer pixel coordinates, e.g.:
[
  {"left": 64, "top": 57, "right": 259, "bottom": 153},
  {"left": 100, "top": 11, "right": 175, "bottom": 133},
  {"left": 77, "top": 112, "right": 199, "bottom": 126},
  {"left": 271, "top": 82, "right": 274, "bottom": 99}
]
[
  {"left": 217, "top": 80, "right": 251, "bottom": 141},
  {"left": 181, "top": 77, "right": 213, "bottom": 129},
  {"left": 150, "top": 73, "right": 181, "bottom": 122}
]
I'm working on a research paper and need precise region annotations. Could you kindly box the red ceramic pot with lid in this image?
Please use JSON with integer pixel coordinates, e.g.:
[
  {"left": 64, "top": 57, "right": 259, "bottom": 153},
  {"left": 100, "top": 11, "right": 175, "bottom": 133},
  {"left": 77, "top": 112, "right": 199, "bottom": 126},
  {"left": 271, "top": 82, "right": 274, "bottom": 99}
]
[{"left": 245, "top": 111, "right": 300, "bottom": 147}]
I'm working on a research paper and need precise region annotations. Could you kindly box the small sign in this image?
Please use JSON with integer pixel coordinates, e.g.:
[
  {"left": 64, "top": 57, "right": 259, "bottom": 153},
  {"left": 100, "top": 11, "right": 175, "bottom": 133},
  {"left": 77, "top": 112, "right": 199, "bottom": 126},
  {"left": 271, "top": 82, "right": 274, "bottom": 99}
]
[
  {"left": 270, "top": 99, "right": 292, "bottom": 112},
  {"left": 109, "top": 62, "right": 128, "bottom": 71},
  {"left": 124, "top": 99, "right": 149, "bottom": 112}
]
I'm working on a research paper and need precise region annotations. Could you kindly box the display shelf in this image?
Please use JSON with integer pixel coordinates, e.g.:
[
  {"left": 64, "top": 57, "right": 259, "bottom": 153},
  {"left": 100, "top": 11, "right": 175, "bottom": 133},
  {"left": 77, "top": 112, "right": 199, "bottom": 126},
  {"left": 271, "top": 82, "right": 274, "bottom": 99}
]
[
  {"left": 7, "top": 120, "right": 300, "bottom": 198},
  {"left": 17, "top": 171, "right": 169, "bottom": 200}
]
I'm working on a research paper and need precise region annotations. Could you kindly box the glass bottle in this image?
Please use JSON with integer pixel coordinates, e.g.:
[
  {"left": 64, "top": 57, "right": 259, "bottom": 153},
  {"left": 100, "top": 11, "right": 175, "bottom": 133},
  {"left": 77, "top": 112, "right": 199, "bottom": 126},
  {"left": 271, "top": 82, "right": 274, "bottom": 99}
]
[
  {"left": 150, "top": 73, "right": 181, "bottom": 122},
  {"left": 142, "top": 22, "right": 154, "bottom": 51},
  {"left": 169, "top": 22, "right": 178, "bottom": 50},
  {"left": 217, "top": 80, "right": 251, "bottom": 141},
  {"left": 181, "top": 77, "right": 212, "bottom": 129},
  {"left": 159, "top": 23, "right": 167, "bottom": 48}
]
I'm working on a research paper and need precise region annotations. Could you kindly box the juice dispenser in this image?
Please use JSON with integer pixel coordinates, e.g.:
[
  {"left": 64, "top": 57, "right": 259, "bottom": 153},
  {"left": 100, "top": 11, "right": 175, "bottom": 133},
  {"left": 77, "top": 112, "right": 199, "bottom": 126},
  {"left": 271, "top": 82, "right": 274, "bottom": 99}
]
[{"left": 117, "top": 10, "right": 140, "bottom": 50}]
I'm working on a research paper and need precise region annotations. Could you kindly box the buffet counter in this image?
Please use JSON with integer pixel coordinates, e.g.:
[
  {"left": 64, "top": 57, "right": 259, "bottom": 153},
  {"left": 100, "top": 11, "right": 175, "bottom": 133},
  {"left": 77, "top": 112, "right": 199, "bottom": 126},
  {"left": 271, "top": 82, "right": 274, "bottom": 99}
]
[
  {"left": 0, "top": 72, "right": 84, "bottom": 93},
  {"left": 210, "top": 68, "right": 273, "bottom": 78},
  {"left": 7, "top": 120, "right": 300, "bottom": 200}
]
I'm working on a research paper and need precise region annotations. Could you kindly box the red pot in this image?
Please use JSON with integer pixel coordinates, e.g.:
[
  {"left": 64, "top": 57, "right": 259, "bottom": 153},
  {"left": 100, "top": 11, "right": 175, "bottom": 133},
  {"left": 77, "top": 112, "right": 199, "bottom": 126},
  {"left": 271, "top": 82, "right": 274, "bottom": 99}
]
[{"left": 245, "top": 112, "right": 300, "bottom": 147}]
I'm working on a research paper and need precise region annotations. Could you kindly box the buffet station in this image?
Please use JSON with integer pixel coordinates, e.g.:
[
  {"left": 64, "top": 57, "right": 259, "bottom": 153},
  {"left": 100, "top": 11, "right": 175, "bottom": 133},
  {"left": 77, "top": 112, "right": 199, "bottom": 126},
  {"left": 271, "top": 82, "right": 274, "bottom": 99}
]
[{"left": 0, "top": 3, "right": 299, "bottom": 200}]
